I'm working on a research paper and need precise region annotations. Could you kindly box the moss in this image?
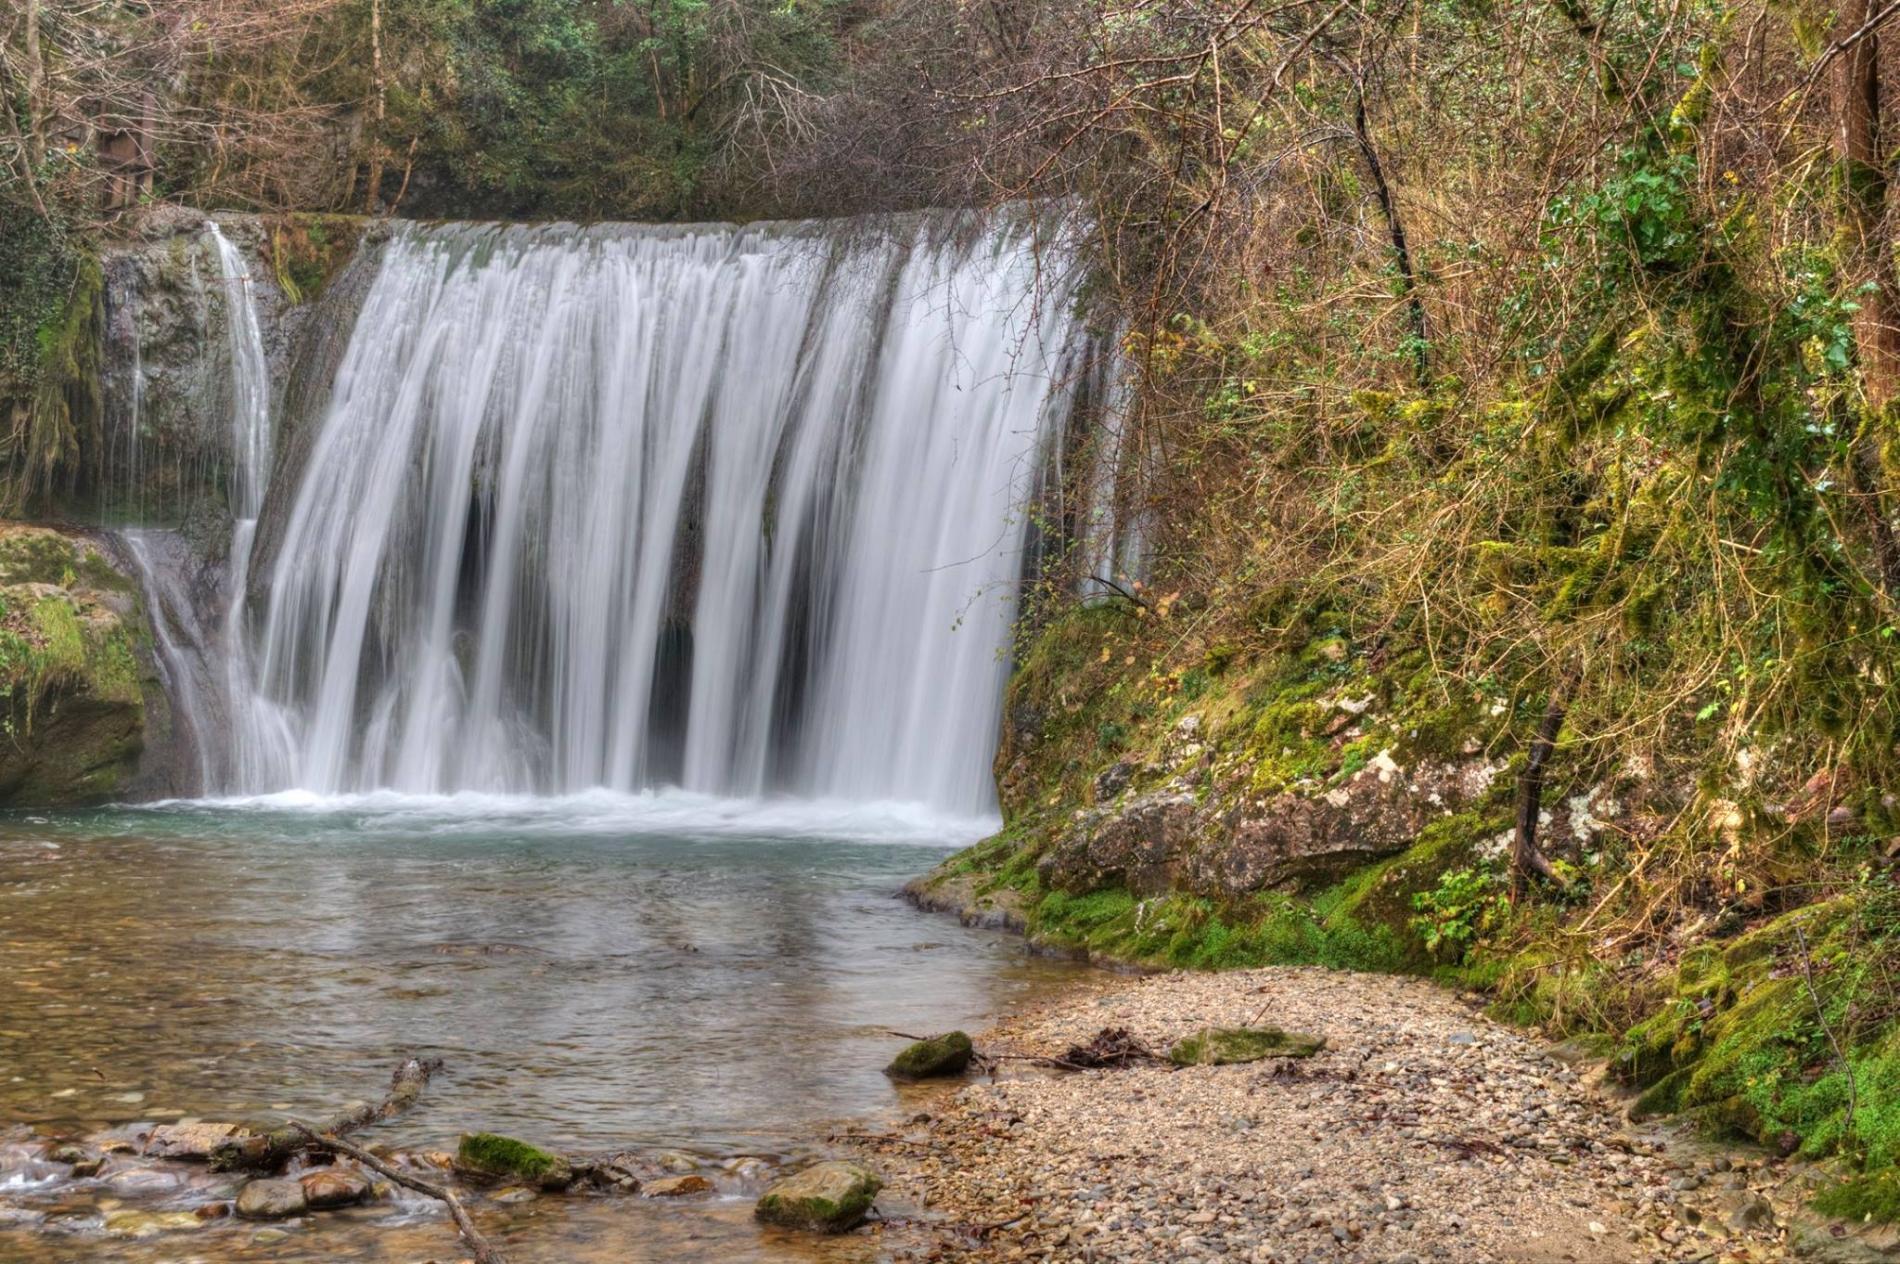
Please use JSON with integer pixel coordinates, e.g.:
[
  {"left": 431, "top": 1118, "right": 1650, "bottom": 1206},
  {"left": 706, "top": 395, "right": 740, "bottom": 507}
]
[
  {"left": 1318, "top": 811, "right": 1506, "bottom": 957},
  {"left": 885, "top": 1031, "right": 973, "bottom": 1080},
  {"left": 1607, "top": 891, "right": 1900, "bottom": 1166},
  {"left": 1813, "top": 1170, "right": 1900, "bottom": 1224},
  {"left": 1028, "top": 886, "right": 1408, "bottom": 973},
  {"left": 455, "top": 1133, "right": 574, "bottom": 1189},
  {"left": 1169, "top": 1026, "right": 1326, "bottom": 1065},
  {"left": 28, "top": 597, "right": 87, "bottom": 697}
]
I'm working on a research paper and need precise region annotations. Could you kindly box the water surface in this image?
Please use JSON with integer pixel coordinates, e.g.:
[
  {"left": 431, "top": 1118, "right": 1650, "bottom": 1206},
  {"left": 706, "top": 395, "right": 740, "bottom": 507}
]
[{"left": 0, "top": 793, "right": 1076, "bottom": 1260}]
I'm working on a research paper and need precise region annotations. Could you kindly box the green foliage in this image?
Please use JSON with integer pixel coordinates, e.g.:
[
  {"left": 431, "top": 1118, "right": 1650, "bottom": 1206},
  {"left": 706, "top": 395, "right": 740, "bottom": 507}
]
[
  {"left": 1409, "top": 866, "right": 1506, "bottom": 960},
  {"left": 356, "top": 0, "right": 851, "bottom": 219}
]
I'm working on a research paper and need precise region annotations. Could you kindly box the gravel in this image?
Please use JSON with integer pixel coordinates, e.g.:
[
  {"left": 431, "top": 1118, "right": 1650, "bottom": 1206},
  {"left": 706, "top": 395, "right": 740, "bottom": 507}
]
[{"left": 846, "top": 966, "right": 1801, "bottom": 1263}]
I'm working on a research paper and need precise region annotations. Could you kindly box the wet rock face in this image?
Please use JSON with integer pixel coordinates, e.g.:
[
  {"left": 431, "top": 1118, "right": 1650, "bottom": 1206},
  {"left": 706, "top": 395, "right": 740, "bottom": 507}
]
[{"left": 95, "top": 208, "right": 385, "bottom": 532}]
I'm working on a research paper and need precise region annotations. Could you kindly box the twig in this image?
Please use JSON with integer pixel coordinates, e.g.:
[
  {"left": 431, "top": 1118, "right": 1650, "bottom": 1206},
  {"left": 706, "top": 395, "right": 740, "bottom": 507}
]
[
  {"left": 213, "top": 1056, "right": 442, "bottom": 1172},
  {"left": 289, "top": 1121, "right": 506, "bottom": 1264}
]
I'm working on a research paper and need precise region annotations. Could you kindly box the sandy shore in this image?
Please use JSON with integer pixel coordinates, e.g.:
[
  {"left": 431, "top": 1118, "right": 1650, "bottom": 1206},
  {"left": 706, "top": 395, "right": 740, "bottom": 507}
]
[{"left": 843, "top": 965, "right": 1812, "bottom": 1264}]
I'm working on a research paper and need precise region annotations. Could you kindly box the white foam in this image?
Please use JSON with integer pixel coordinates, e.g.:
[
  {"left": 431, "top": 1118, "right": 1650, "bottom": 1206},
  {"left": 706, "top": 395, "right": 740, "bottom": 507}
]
[{"left": 138, "top": 786, "right": 999, "bottom": 846}]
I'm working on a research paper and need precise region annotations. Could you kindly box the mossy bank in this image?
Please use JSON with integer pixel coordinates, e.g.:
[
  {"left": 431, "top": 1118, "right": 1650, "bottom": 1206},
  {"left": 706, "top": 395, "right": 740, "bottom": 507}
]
[
  {"left": 910, "top": 591, "right": 1900, "bottom": 1228},
  {"left": 0, "top": 524, "right": 166, "bottom": 804}
]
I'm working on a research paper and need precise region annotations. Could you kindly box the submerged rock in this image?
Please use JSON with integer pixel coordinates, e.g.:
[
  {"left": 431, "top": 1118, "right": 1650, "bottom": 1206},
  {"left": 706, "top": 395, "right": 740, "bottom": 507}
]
[
  {"left": 645, "top": 1174, "right": 714, "bottom": 1197},
  {"left": 235, "top": 1177, "right": 308, "bottom": 1219},
  {"left": 298, "top": 1167, "right": 370, "bottom": 1209},
  {"left": 455, "top": 1132, "right": 575, "bottom": 1190},
  {"left": 104, "top": 1209, "right": 205, "bottom": 1238},
  {"left": 755, "top": 1160, "right": 881, "bottom": 1233},
  {"left": 46, "top": 1143, "right": 103, "bottom": 1177},
  {"left": 1168, "top": 1026, "right": 1326, "bottom": 1066},
  {"left": 886, "top": 1031, "right": 974, "bottom": 1080}
]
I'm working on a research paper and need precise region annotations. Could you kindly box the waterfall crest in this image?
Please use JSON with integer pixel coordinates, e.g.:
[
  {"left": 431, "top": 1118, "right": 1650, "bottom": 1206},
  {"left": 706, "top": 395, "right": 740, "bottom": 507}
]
[{"left": 221, "top": 213, "right": 1092, "bottom": 815}]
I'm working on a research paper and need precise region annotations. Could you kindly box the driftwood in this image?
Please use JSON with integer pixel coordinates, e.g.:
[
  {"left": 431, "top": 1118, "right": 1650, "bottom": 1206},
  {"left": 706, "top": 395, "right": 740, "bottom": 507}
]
[
  {"left": 211, "top": 1056, "right": 443, "bottom": 1172},
  {"left": 1048, "top": 1026, "right": 1159, "bottom": 1069},
  {"left": 290, "top": 1121, "right": 506, "bottom": 1264}
]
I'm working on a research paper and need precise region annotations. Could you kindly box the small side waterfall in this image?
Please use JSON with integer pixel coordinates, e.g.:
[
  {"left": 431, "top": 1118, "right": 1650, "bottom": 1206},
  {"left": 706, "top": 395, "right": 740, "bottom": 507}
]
[
  {"left": 206, "top": 213, "right": 1096, "bottom": 816},
  {"left": 115, "top": 224, "right": 287, "bottom": 793}
]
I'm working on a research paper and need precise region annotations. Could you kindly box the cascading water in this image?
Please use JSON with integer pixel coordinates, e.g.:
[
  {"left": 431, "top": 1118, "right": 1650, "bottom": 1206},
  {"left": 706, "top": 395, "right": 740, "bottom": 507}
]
[{"left": 219, "top": 213, "right": 1094, "bottom": 817}]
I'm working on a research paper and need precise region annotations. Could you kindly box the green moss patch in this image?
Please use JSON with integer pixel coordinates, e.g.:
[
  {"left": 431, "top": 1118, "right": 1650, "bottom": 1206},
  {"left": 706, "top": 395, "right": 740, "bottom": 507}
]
[
  {"left": 1169, "top": 1026, "right": 1326, "bottom": 1065},
  {"left": 1814, "top": 1170, "right": 1900, "bottom": 1224},
  {"left": 455, "top": 1133, "right": 574, "bottom": 1190}
]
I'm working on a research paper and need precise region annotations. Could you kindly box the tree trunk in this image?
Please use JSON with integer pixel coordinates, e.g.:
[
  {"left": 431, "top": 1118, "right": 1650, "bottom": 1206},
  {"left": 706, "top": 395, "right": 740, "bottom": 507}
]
[
  {"left": 1511, "top": 689, "right": 1567, "bottom": 901},
  {"left": 364, "top": 0, "right": 385, "bottom": 213},
  {"left": 1836, "top": 0, "right": 1900, "bottom": 597},
  {"left": 1840, "top": 0, "right": 1900, "bottom": 408},
  {"left": 1348, "top": 85, "right": 1428, "bottom": 387}
]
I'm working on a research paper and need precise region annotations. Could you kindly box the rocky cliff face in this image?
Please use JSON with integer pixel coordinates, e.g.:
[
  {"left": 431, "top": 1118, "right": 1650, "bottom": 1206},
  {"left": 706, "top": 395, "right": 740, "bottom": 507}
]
[{"left": 96, "top": 207, "right": 382, "bottom": 534}]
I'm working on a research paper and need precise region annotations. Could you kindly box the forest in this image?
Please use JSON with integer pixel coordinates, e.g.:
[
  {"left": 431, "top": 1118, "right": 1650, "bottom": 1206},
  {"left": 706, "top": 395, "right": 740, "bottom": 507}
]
[{"left": 2, "top": 0, "right": 1900, "bottom": 1260}]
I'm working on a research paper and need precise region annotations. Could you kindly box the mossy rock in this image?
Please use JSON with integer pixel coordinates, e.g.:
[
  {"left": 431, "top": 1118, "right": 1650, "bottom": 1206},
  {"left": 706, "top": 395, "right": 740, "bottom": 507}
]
[
  {"left": 1169, "top": 1026, "right": 1326, "bottom": 1066},
  {"left": 885, "top": 1031, "right": 974, "bottom": 1080},
  {"left": 754, "top": 1160, "right": 881, "bottom": 1234},
  {"left": 0, "top": 541, "right": 153, "bottom": 806},
  {"left": 455, "top": 1133, "right": 574, "bottom": 1190}
]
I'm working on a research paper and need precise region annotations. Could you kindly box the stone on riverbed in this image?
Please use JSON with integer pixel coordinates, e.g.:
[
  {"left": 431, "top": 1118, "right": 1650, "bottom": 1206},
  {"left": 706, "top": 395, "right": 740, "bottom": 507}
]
[
  {"left": 236, "top": 1177, "right": 308, "bottom": 1219},
  {"left": 885, "top": 1031, "right": 974, "bottom": 1080},
  {"left": 755, "top": 1160, "right": 881, "bottom": 1233},
  {"left": 299, "top": 1167, "right": 371, "bottom": 1209},
  {"left": 1168, "top": 1026, "right": 1326, "bottom": 1066},
  {"left": 645, "top": 1174, "right": 714, "bottom": 1197},
  {"left": 455, "top": 1132, "right": 575, "bottom": 1190},
  {"left": 47, "top": 1143, "right": 103, "bottom": 1177},
  {"left": 143, "top": 1121, "right": 249, "bottom": 1161}
]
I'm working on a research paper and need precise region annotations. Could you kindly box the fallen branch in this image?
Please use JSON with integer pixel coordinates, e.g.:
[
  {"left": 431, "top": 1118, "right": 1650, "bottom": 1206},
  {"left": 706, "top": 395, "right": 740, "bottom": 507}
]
[
  {"left": 212, "top": 1056, "right": 442, "bottom": 1173},
  {"left": 290, "top": 1121, "right": 506, "bottom": 1264}
]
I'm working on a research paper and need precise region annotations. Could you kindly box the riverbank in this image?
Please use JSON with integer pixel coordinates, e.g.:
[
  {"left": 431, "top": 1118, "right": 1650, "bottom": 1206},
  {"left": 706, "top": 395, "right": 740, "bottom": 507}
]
[{"left": 844, "top": 964, "right": 1889, "bottom": 1264}]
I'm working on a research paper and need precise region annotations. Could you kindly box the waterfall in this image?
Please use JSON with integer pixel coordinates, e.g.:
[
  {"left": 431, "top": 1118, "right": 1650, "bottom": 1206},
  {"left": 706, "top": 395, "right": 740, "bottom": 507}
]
[{"left": 215, "top": 213, "right": 1093, "bottom": 816}]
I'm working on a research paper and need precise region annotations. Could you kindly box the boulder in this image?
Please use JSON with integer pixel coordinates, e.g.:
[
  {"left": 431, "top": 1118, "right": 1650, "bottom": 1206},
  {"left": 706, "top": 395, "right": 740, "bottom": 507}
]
[
  {"left": 235, "top": 1177, "right": 308, "bottom": 1220},
  {"left": 1168, "top": 1026, "right": 1326, "bottom": 1066},
  {"left": 885, "top": 1031, "right": 974, "bottom": 1080},
  {"left": 0, "top": 529, "right": 158, "bottom": 807},
  {"left": 754, "top": 1160, "right": 881, "bottom": 1234},
  {"left": 455, "top": 1132, "right": 575, "bottom": 1190},
  {"left": 298, "top": 1167, "right": 370, "bottom": 1209}
]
